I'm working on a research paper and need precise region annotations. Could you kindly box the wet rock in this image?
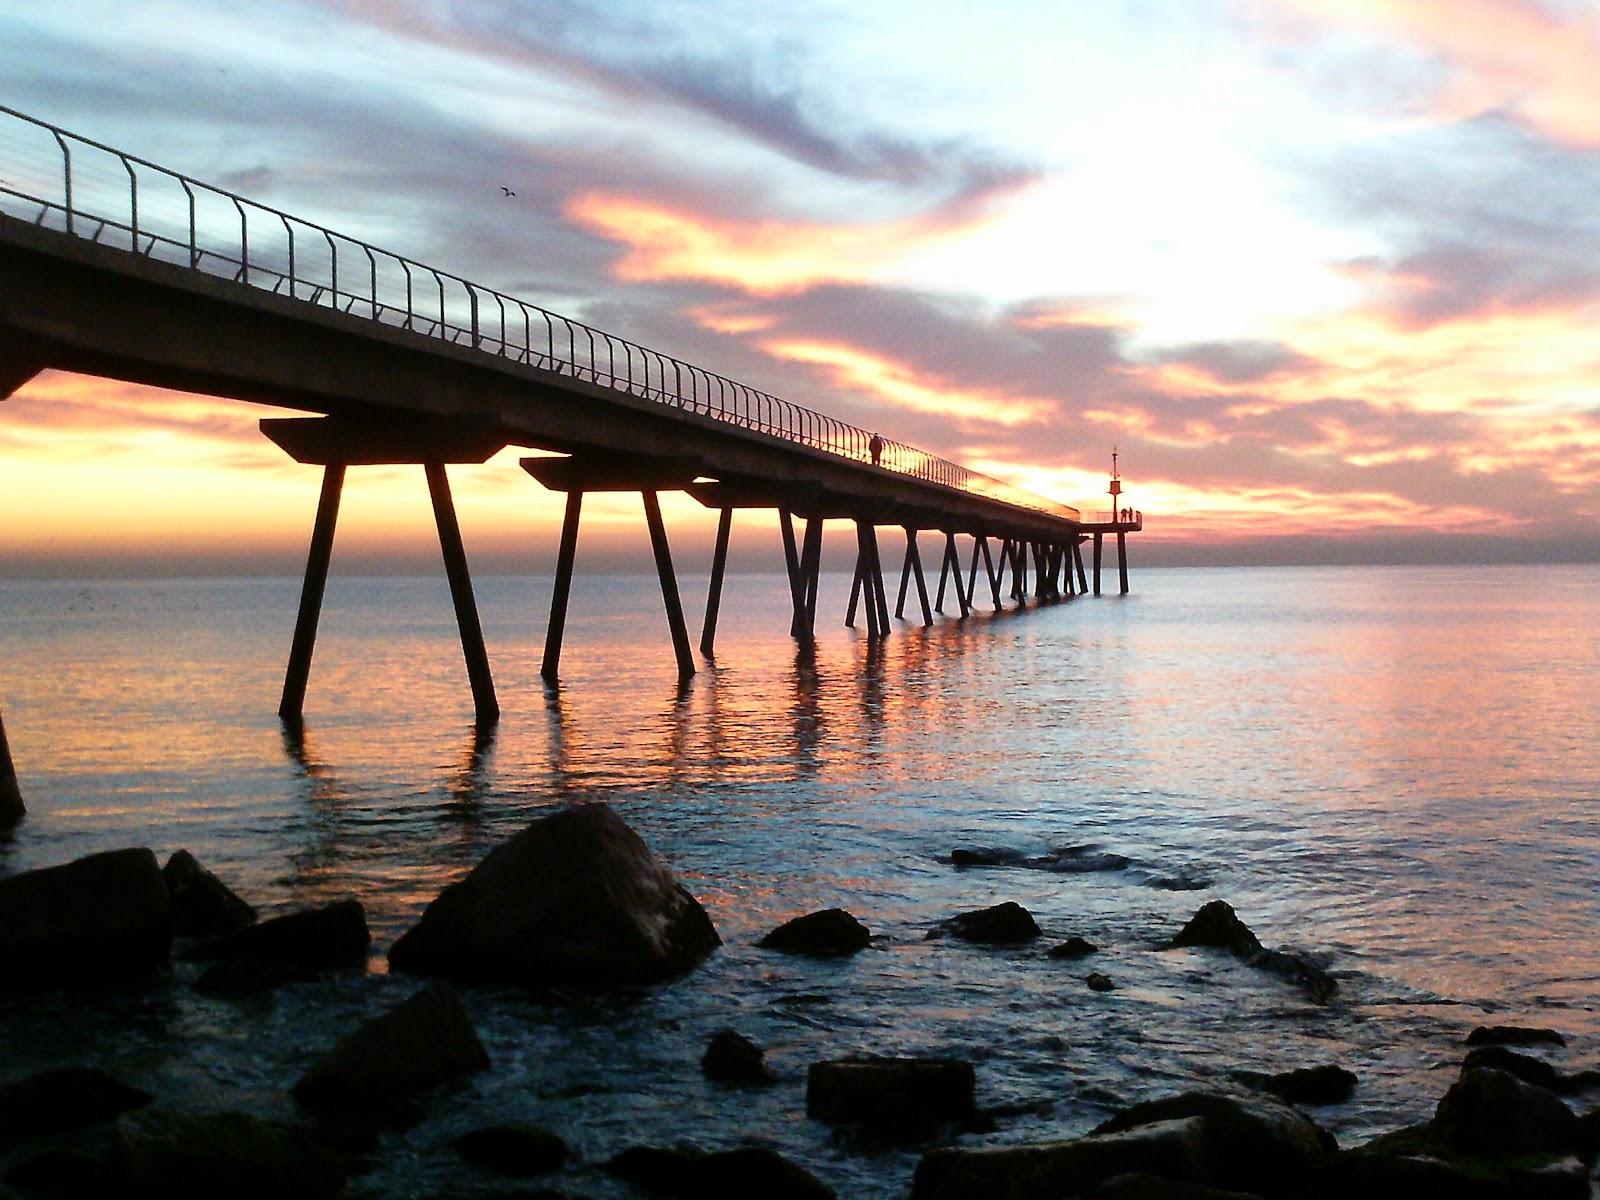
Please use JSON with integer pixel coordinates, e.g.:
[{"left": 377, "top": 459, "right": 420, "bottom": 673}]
[
  {"left": 1467, "top": 1025, "right": 1566, "bottom": 1048},
  {"left": 702, "top": 1030, "right": 776, "bottom": 1085},
  {"left": 5, "top": 1148, "right": 119, "bottom": 1198},
  {"left": 181, "top": 900, "right": 369, "bottom": 969},
  {"left": 603, "top": 1145, "right": 832, "bottom": 1198},
  {"left": 0, "top": 848, "right": 172, "bottom": 989},
  {"left": 0, "top": 756, "right": 20, "bottom": 828},
  {"left": 1303, "top": 1121, "right": 1591, "bottom": 1200},
  {"left": 1086, "top": 972, "right": 1116, "bottom": 992},
  {"left": 950, "top": 845, "right": 1130, "bottom": 874},
  {"left": 389, "top": 803, "right": 720, "bottom": 987},
  {"left": 758, "top": 909, "right": 870, "bottom": 957},
  {"left": 1146, "top": 874, "right": 1211, "bottom": 892},
  {"left": 1093, "top": 1088, "right": 1335, "bottom": 1192},
  {"left": 1433, "top": 1067, "right": 1581, "bottom": 1157},
  {"left": 162, "top": 850, "right": 256, "bottom": 938},
  {"left": 292, "top": 980, "right": 488, "bottom": 1122},
  {"left": 926, "top": 902, "right": 1040, "bottom": 945},
  {"left": 1235, "top": 1064, "right": 1358, "bottom": 1106},
  {"left": 1086, "top": 1173, "right": 1263, "bottom": 1199},
  {"left": 191, "top": 959, "right": 319, "bottom": 998},
  {"left": 807, "top": 1057, "right": 975, "bottom": 1133},
  {"left": 912, "top": 1117, "right": 1210, "bottom": 1200},
  {"left": 950, "top": 847, "right": 1022, "bottom": 867},
  {"left": 453, "top": 1125, "right": 569, "bottom": 1176},
  {"left": 1169, "top": 901, "right": 1336, "bottom": 1004},
  {"left": 1463, "top": 1045, "right": 1564, "bottom": 1093},
  {"left": 0, "top": 1067, "right": 152, "bottom": 1140},
  {"left": 604, "top": 1144, "right": 703, "bottom": 1193},
  {"left": 1047, "top": 937, "right": 1099, "bottom": 959}
]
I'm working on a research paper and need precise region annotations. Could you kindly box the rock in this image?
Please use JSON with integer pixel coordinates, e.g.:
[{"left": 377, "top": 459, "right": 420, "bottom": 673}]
[
  {"left": 1242, "top": 1064, "right": 1358, "bottom": 1106},
  {"left": 757, "top": 909, "right": 870, "bottom": 957},
  {"left": 603, "top": 1145, "right": 833, "bottom": 1198},
  {"left": 0, "top": 848, "right": 172, "bottom": 989},
  {"left": 162, "top": 850, "right": 256, "bottom": 938},
  {"left": 1467, "top": 1025, "right": 1566, "bottom": 1048},
  {"left": 5, "top": 1148, "right": 119, "bottom": 1198},
  {"left": 1087, "top": 972, "right": 1116, "bottom": 992},
  {"left": 1169, "top": 901, "right": 1336, "bottom": 1004},
  {"left": 454, "top": 1125, "right": 568, "bottom": 1176},
  {"left": 1302, "top": 1122, "right": 1591, "bottom": 1200},
  {"left": 388, "top": 803, "right": 720, "bottom": 986},
  {"left": 1086, "top": 1172, "right": 1263, "bottom": 1199},
  {"left": 181, "top": 900, "right": 369, "bottom": 969},
  {"left": 0, "top": 1067, "right": 152, "bottom": 1140},
  {"left": 1093, "top": 1088, "right": 1335, "bottom": 1192},
  {"left": 292, "top": 980, "right": 487, "bottom": 1121},
  {"left": 950, "top": 846, "right": 1130, "bottom": 874},
  {"left": 912, "top": 1117, "right": 1210, "bottom": 1200},
  {"left": 807, "top": 1057, "right": 975, "bottom": 1132},
  {"left": 191, "top": 960, "right": 319, "bottom": 997},
  {"left": 0, "top": 734, "right": 20, "bottom": 826},
  {"left": 1047, "top": 937, "right": 1099, "bottom": 959},
  {"left": 1433, "top": 1067, "right": 1581, "bottom": 1157},
  {"left": 702, "top": 1030, "right": 776, "bottom": 1085},
  {"left": 926, "top": 902, "right": 1040, "bottom": 944},
  {"left": 1463, "top": 1045, "right": 1564, "bottom": 1092}
]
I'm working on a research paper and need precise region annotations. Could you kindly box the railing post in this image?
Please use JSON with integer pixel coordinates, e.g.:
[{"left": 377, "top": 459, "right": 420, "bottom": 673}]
[
  {"left": 51, "top": 131, "right": 73, "bottom": 235},
  {"left": 122, "top": 158, "right": 138, "bottom": 252}
]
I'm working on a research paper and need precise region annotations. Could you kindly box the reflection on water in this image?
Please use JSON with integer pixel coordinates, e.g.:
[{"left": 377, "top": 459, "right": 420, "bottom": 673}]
[{"left": 2, "top": 565, "right": 1600, "bottom": 1196}]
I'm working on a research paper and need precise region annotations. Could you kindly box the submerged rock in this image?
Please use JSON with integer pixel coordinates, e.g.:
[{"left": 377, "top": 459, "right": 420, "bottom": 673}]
[
  {"left": 926, "top": 902, "right": 1040, "bottom": 945},
  {"left": 807, "top": 1057, "right": 976, "bottom": 1132},
  {"left": 181, "top": 900, "right": 369, "bottom": 969},
  {"left": 1087, "top": 972, "right": 1116, "bottom": 992},
  {"left": 0, "top": 848, "right": 172, "bottom": 989},
  {"left": 388, "top": 803, "right": 720, "bottom": 987},
  {"left": 1467, "top": 1025, "right": 1566, "bottom": 1048},
  {"left": 1463, "top": 1046, "right": 1565, "bottom": 1093},
  {"left": 1433, "top": 1067, "right": 1581, "bottom": 1158},
  {"left": 1047, "top": 937, "right": 1099, "bottom": 959},
  {"left": 758, "top": 909, "right": 870, "bottom": 957},
  {"left": 292, "top": 980, "right": 488, "bottom": 1120},
  {"left": 0, "top": 1067, "right": 152, "bottom": 1140},
  {"left": 702, "top": 1030, "right": 776, "bottom": 1085},
  {"left": 1169, "top": 901, "right": 1336, "bottom": 1004},
  {"left": 453, "top": 1124, "right": 569, "bottom": 1177},
  {"left": 1237, "top": 1064, "right": 1358, "bottom": 1106},
  {"left": 162, "top": 850, "right": 256, "bottom": 939},
  {"left": 605, "top": 1144, "right": 833, "bottom": 1199}
]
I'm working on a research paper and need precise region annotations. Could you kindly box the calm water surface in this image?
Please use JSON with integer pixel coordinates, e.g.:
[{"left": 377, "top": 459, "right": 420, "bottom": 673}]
[{"left": 2, "top": 564, "right": 1598, "bottom": 1196}]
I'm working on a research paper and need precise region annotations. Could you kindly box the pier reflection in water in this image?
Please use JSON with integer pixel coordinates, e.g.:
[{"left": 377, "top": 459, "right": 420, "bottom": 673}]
[{"left": 2, "top": 565, "right": 1599, "bottom": 1197}]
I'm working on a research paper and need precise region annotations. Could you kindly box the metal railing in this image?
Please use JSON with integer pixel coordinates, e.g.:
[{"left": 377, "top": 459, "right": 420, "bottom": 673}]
[{"left": 0, "top": 105, "right": 1080, "bottom": 524}]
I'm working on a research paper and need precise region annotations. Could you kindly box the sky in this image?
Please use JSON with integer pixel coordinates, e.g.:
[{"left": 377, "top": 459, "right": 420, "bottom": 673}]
[{"left": 2, "top": 0, "right": 1599, "bottom": 574}]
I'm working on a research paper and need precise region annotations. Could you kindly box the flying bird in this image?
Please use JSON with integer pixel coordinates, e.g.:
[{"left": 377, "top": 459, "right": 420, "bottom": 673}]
[{"left": 500, "top": 186, "right": 516, "bottom": 197}]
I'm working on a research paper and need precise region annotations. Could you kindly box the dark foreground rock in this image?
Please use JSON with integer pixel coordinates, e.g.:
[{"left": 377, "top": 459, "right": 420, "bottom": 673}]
[
  {"left": 0, "top": 1067, "right": 152, "bottom": 1140},
  {"left": 1296, "top": 1122, "right": 1590, "bottom": 1200},
  {"left": 181, "top": 900, "right": 369, "bottom": 969},
  {"left": 162, "top": 850, "right": 256, "bottom": 938},
  {"left": 1467, "top": 1025, "right": 1566, "bottom": 1048},
  {"left": 1235, "top": 1063, "right": 1358, "bottom": 1106},
  {"left": 0, "top": 848, "right": 172, "bottom": 989},
  {"left": 808, "top": 1057, "right": 976, "bottom": 1133},
  {"left": 454, "top": 1125, "right": 568, "bottom": 1176},
  {"left": 192, "top": 959, "right": 320, "bottom": 998},
  {"left": 5, "top": 1109, "right": 355, "bottom": 1200},
  {"left": 1434, "top": 1067, "right": 1581, "bottom": 1157},
  {"left": 605, "top": 1144, "right": 833, "bottom": 1198},
  {"left": 1047, "top": 937, "right": 1098, "bottom": 959},
  {"left": 1169, "top": 900, "right": 1336, "bottom": 1004},
  {"left": 292, "top": 980, "right": 488, "bottom": 1121},
  {"left": 758, "top": 909, "right": 870, "bottom": 957},
  {"left": 926, "top": 902, "right": 1040, "bottom": 944},
  {"left": 0, "top": 729, "right": 20, "bottom": 826},
  {"left": 1087, "top": 1173, "right": 1262, "bottom": 1199},
  {"left": 702, "top": 1030, "right": 776, "bottom": 1085},
  {"left": 1463, "top": 1045, "right": 1566, "bottom": 1092},
  {"left": 389, "top": 803, "right": 720, "bottom": 986}
]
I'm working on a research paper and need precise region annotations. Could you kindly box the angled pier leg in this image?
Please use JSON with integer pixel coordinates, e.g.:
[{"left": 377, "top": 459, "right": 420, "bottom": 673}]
[
  {"left": 967, "top": 536, "right": 984, "bottom": 608},
  {"left": 1074, "top": 539, "right": 1088, "bottom": 594},
  {"left": 1092, "top": 533, "right": 1103, "bottom": 596},
  {"left": 935, "top": 532, "right": 953, "bottom": 612},
  {"left": 700, "top": 506, "right": 732, "bottom": 657},
  {"left": 869, "top": 526, "right": 891, "bottom": 633},
  {"left": 980, "top": 536, "right": 1002, "bottom": 610},
  {"left": 854, "top": 521, "right": 883, "bottom": 638},
  {"left": 542, "top": 491, "right": 583, "bottom": 681},
  {"left": 799, "top": 517, "right": 823, "bottom": 644},
  {"left": 0, "top": 706, "right": 22, "bottom": 823},
  {"left": 427, "top": 462, "right": 500, "bottom": 724},
  {"left": 780, "top": 508, "right": 807, "bottom": 638},
  {"left": 908, "top": 531, "right": 934, "bottom": 626},
  {"left": 895, "top": 529, "right": 915, "bottom": 619},
  {"left": 1117, "top": 529, "right": 1129, "bottom": 595},
  {"left": 951, "top": 535, "right": 972, "bottom": 617},
  {"left": 642, "top": 491, "right": 695, "bottom": 679},
  {"left": 279, "top": 463, "right": 345, "bottom": 722},
  {"left": 846, "top": 555, "right": 864, "bottom": 628}
]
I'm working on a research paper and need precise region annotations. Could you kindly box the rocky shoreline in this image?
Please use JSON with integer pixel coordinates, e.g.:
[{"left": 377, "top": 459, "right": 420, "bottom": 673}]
[{"left": 2, "top": 802, "right": 1597, "bottom": 1198}]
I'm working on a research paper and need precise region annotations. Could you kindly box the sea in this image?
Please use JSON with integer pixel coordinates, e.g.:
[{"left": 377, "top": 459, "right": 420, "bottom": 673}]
[{"left": 2, "top": 563, "right": 1598, "bottom": 1196}]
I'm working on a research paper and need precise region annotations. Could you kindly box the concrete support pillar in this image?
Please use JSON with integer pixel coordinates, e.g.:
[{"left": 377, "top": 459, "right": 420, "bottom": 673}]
[
  {"left": 980, "top": 536, "right": 1002, "bottom": 610},
  {"left": 426, "top": 462, "right": 499, "bottom": 724},
  {"left": 541, "top": 491, "right": 583, "bottom": 682},
  {"left": 1093, "top": 532, "right": 1103, "bottom": 596},
  {"left": 1074, "top": 539, "right": 1089, "bottom": 594},
  {"left": 780, "top": 507, "right": 807, "bottom": 640},
  {"left": 907, "top": 529, "right": 933, "bottom": 626},
  {"left": 0, "top": 706, "right": 22, "bottom": 825},
  {"left": 1117, "top": 529, "right": 1129, "bottom": 595},
  {"left": 279, "top": 463, "right": 345, "bottom": 722},
  {"left": 798, "top": 517, "right": 823, "bottom": 645},
  {"left": 642, "top": 490, "right": 695, "bottom": 679},
  {"left": 700, "top": 506, "right": 732, "bottom": 657}
]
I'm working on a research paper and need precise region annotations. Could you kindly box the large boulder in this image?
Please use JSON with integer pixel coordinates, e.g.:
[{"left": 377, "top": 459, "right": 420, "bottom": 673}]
[
  {"left": 1467, "top": 1025, "right": 1565, "bottom": 1048},
  {"left": 1086, "top": 1174, "right": 1263, "bottom": 1199},
  {"left": 1433, "top": 1067, "right": 1581, "bottom": 1157},
  {"left": 181, "top": 900, "right": 369, "bottom": 969},
  {"left": 0, "top": 848, "right": 172, "bottom": 988},
  {"left": 388, "top": 803, "right": 720, "bottom": 986},
  {"left": 1092, "top": 1088, "right": 1335, "bottom": 1192},
  {"left": 0, "top": 1067, "right": 152, "bottom": 1140},
  {"left": 808, "top": 1057, "right": 975, "bottom": 1132},
  {"left": 1235, "top": 1064, "right": 1358, "bottom": 1106},
  {"left": 453, "top": 1125, "right": 568, "bottom": 1177},
  {"left": 1299, "top": 1121, "right": 1590, "bottom": 1200},
  {"left": 926, "top": 902, "right": 1040, "bottom": 944},
  {"left": 162, "top": 851, "right": 255, "bottom": 938},
  {"left": 758, "top": 909, "right": 870, "bottom": 957},
  {"left": 604, "top": 1145, "right": 832, "bottom": 1199},
  {"left": 292, "top": 980, "right": 488, "bottom": 1118},
  {"left": 1462, "top": 1045, "right": 1565, "bottom": 1093},
  {"left": 912, "top": 1117, "right": 1210, "bottom": 1200}
]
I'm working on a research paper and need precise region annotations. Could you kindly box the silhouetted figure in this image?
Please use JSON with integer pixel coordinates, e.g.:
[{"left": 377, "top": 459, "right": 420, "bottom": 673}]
[{"left": 869, "top": 433, "right": 884, "bottom": 466}]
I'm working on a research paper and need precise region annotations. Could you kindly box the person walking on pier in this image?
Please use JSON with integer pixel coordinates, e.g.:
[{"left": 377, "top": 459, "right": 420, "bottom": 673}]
[{"left": 869, "top": 432, "right": 885, "bottom": 466}]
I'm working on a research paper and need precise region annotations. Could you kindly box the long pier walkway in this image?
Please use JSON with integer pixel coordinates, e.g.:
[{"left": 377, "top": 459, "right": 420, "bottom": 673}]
[{"left": 0, "top": 106, "right": 1140, "bottom": 813}]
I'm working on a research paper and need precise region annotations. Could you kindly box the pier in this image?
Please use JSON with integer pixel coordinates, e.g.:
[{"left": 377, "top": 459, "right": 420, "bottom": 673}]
[{"left": 0, "top": 106, "right": 1139, "bottom": 811}]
